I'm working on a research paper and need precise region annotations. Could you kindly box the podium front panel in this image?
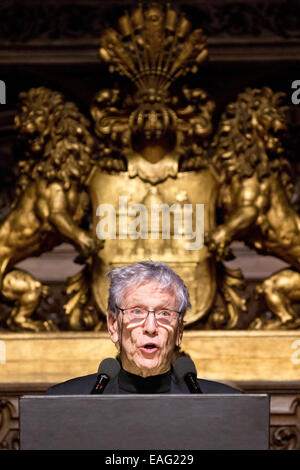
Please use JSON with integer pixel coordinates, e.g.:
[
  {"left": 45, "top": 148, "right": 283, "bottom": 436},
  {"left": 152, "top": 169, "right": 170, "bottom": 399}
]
[{"left": 20, "top": 394, "right": 269, "bottom": 450}]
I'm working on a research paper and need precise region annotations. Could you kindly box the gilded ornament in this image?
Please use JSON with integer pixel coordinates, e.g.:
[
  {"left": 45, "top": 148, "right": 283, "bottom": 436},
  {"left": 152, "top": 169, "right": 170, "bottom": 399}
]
[{"left": 0, "top": 3, "right": 296, "bottom": 332}]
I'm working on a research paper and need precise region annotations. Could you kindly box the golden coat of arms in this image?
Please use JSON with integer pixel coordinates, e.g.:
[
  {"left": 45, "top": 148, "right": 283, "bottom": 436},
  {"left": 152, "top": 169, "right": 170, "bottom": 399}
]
[{"left": 0, "top": 3, "right": 297, "bottom": 332}]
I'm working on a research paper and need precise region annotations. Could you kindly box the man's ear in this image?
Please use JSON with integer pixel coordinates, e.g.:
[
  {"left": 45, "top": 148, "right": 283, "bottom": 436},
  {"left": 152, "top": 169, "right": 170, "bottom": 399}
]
[
  {"left": 176, "top": 320, "right": 184, "bottom": 347},
  {"left": 107, "top": 312, "right": 120, "bottom": 344}
]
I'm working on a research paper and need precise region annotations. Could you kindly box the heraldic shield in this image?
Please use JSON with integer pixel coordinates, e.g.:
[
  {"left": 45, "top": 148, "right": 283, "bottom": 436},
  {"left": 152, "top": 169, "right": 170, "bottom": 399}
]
[{"left": 89, "top": 167, "right": 218, "bottom": 327}]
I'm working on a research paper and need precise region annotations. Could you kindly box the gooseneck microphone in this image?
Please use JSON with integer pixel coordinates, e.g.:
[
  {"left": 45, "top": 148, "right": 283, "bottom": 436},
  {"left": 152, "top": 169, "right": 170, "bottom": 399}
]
[
  {"left": 173, "top": 356, "right": 202, "bottom": 394},
  {"left": 91, "top": 358, "right": 121, "bottom": 394}
]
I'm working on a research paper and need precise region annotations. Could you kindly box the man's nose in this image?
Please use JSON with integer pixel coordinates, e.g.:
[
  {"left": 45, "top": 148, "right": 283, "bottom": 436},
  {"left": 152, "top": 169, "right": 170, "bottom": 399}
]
[{"left": 143, "top": 311, "right": 158, "bottom": 334}]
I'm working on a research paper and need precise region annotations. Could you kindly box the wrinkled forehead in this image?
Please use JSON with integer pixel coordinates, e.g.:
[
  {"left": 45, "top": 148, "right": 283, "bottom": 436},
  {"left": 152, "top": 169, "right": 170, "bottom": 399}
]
[{"left": 121, "top": 280, "right": 178, "bottom": 309}]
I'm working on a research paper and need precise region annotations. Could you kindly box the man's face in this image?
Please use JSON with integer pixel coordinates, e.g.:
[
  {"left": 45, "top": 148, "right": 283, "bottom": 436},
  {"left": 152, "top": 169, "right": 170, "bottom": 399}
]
[{"left": 107, "top": 281, "right": 183, "bottom": 378}]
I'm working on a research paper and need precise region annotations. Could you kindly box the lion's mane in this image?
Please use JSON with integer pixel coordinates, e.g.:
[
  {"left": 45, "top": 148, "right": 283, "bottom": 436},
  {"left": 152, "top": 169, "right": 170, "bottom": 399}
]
[
  {"left": 14, "top": 87, "right": 95, "bottom": 195},
  {"left": 212, "top": 87, "right": 292, "bottom": 192}
]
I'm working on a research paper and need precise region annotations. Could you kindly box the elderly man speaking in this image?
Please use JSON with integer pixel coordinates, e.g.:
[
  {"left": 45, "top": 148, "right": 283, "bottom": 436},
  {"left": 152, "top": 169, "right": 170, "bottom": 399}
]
[{"left": 47, "top": 261, "right": 239, "bottom": 395}]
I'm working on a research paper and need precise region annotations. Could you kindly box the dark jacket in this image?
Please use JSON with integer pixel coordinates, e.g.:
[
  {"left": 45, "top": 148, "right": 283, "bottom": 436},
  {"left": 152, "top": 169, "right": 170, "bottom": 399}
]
[{"left": 46, "top": 369, "right": 241, "bottom": 395}]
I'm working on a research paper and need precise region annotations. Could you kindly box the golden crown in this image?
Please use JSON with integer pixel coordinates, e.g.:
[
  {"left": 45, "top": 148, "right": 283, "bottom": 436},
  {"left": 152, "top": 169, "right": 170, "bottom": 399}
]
[{"left": 99, "top": 3, "right": 208, "bottom": 93}]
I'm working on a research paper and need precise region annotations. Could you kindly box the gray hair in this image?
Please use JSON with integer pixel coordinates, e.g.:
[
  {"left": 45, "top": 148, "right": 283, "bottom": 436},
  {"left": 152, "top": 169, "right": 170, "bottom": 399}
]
[{"left": 106, "top": 261, "right": 191, "bottom": 320}]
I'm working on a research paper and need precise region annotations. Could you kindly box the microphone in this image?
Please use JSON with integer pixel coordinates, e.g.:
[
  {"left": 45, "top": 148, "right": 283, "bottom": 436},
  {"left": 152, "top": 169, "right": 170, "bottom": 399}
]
[
  {"left": 91, "top": 358, "right": 121, "bottom": 394},
  {"left": 173, "top": 356, "right": 201, "bottom": 394}
]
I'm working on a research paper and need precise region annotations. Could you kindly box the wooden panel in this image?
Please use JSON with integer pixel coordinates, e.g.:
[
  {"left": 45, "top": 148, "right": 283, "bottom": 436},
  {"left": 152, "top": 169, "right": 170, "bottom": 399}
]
[{"left": 0, "top": 331, "right": 300, "bottom": 384}]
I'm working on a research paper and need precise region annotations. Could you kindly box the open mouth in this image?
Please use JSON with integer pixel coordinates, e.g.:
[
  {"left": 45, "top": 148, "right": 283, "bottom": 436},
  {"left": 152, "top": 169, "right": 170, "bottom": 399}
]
[{"left": 141, "top": 343, "right": 158, "bottom": 353}]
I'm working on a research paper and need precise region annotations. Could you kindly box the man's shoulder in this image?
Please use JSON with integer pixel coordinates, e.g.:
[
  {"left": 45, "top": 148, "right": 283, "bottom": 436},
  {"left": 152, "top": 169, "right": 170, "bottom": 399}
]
[
  {"left": 170, "top": 372, "right": 241, "bottom": 394},
  {"left": 46, "top": 373, "right": 98, "bottom": 395},
  {"left": 197, "top": 378, "right": 241, "bottom": 394}
]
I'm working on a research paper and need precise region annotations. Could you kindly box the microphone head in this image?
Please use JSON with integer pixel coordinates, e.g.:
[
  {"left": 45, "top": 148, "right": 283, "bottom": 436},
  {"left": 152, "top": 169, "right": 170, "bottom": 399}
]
[
  {"left": 97, "top": 358, "right": 121, "bottom": 379},
  {"left": 173, "top": 356, "right": 197, "bottom": 381}
]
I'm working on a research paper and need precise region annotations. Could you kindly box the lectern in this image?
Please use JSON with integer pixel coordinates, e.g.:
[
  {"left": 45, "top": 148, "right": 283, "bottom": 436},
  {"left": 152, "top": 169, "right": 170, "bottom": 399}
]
[{"left": 20, "top": 394, "right": 269, "bottom": 450}]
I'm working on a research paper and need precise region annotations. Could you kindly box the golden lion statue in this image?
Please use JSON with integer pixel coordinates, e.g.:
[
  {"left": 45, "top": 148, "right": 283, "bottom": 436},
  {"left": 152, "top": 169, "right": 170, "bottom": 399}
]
[
  {"left": 206, "top": 86, "right": 300, "bottom": 329},
  {"left": 0, "top": 87, "right": 101, "bottom": 331}
]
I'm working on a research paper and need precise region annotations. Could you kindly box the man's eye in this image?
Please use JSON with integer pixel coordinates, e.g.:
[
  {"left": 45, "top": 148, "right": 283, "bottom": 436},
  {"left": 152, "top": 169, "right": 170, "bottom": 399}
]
[
  {"left": 132, "top": 308, "right": 143, "bottom": 315},
  {"left": 159, "top": 310, "right": 171, "bottom": 317}
]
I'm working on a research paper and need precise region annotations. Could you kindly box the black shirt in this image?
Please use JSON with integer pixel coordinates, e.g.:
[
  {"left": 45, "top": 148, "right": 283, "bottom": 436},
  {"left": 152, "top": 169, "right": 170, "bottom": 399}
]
[{"left": 117, "top": 368, "right": 172, "bottom": 394}]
